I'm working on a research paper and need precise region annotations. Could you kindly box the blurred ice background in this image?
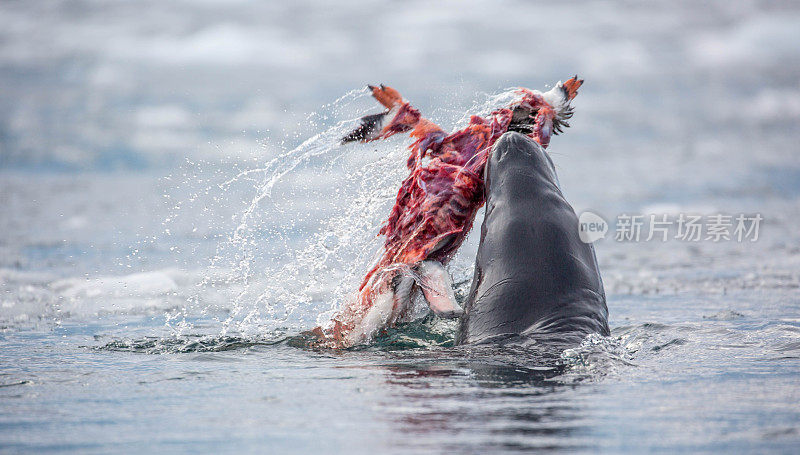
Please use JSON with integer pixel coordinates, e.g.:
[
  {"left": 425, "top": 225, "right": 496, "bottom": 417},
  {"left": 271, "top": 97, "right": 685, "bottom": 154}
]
[{"left": 1, "top": 1, "right": 800, "bottom": 453}]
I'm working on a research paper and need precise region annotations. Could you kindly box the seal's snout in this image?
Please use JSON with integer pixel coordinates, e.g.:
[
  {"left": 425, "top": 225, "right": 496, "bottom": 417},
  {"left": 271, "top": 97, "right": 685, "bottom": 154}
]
[
  {"left": 490, "top": 132, "right": 555, "bottom": 182},
  {"left": 493, "top": 131, "right": 543, "bottom": 161},
  {"left": 482, "top": 131, "right": 562, "bottom": 221}
]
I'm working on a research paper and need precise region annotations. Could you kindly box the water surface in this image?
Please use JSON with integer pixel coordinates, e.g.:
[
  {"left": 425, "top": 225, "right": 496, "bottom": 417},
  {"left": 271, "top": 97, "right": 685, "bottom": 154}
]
[{"left": 2, "top": 0, "right": 800, "bottom": 453}]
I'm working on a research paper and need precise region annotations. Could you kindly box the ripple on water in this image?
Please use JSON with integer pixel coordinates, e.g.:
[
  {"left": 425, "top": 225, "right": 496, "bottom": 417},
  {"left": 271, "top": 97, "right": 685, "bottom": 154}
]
[{"left": 95, "top": 334, "right": 288, "bottom": 354}]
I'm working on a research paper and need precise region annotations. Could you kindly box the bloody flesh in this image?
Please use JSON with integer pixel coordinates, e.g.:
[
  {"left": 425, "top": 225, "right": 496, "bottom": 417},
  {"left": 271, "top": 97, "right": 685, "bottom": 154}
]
[{"left": 316, "top": 78, "right": 583, "bottom": 347}]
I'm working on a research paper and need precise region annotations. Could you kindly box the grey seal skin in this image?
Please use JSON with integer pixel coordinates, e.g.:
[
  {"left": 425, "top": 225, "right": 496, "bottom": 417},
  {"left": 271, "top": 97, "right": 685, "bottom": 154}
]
[{"left": 456, "top": 132, "right": 609, "bottom": 346}]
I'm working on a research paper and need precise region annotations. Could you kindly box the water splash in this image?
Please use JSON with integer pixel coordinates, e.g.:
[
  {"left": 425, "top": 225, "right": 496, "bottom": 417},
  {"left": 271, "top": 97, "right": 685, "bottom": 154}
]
[
  {"left": 559, "top": 333, "right": 636, "bottom": 380},
  {"left": 160, "top": 86, "right": 522, "bottom": 340}
]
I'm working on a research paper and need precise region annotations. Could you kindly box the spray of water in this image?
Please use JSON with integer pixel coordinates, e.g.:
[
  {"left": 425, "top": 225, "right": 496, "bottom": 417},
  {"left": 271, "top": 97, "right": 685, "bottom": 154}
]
[{"left": 162, "top": 86, "right": 522, "bottom": 339}]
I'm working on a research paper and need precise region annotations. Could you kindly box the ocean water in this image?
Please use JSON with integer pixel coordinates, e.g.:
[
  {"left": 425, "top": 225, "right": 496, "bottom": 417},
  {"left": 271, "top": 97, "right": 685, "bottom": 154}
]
[{"left": 2, "top": 0, "right": 800, "bottom": 453}]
